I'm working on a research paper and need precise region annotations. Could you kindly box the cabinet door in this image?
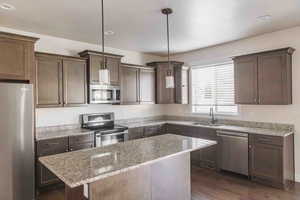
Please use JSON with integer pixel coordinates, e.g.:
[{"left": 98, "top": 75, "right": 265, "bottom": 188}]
[
  {"left": 156, "top": 65, "right": 175, "bottom": 104},
  {"left": 199, "top": 145, "right": 217, "bottom": 169},
  {"left": 37, "top": 163, "right": 62, "bottom": 187},
  {"left": 128, "top": 127, "right": 144, "bottom": 140},
  {"left": 194, "top": 127, "right": 217, "bottom": 168},
  {"left": 234, "top": 55, "right": 258, "bottom": 104},
  {"left": 250, "top": 143, "right": 283, "bottom": 184},
  {"left": 120, "top": 66, "right": 139, "bottom": 104},
  {"left": 258, "top": 51, "right": 292, "bottom": 104},
  {"left": 0, "top": 38, "right": 32, "bottom": 81},
  {"left": 175, "top": 66, "right": 189, "bottom": 104},
  {"left": 89, "top": 55, "right": 104, "bottom": 83},
  {"left": 36, "top": 55, "right": 63, "bottom": 107},
  {"left": 36, "top": 137, "right": 69, "bottom": 188},
  {"left": 106, "top": 57, "right": 121, "bottom": 85},
  {"left": 63, "top": 59, "right": 87, "bottom": 106},
  {"left": 140, "top": 68, "right": 156, "bottom": 104}
]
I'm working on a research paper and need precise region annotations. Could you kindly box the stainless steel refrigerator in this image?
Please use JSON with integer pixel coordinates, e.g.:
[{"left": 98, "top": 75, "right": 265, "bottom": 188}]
[{"left": 0, "top": 83, "right": 34, "bottom": 200}]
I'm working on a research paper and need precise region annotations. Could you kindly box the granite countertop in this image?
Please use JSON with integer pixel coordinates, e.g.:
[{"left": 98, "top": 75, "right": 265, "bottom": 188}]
[
  {"left": 118, "top": 120, "right": 293, "bottom": 137},
  {"left": 36, "top": 128, "right": 94, "bottom": 141},
  {"left": 36, "top": 119, "right": 293, "bottom": 141},
  {"left": 39, "top": 134, "right": 217, "bottom": 188}
]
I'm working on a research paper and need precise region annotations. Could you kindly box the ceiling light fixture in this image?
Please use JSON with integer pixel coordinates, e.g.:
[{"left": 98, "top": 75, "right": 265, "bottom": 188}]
[
  {"left": 99, "top": 0, "right": 110, "bottom": 84},
  {"left": 162, "top": 8, "right": 175, "bottom": 89},
  {"left": 257, "top": 15, "right": 272, "bottom": 21},
  {"left": 0, "top": 3, "right": 15, "bottom": 10},
  {"left": 104, "top": 30, "right": 114, "bottom": 35}
]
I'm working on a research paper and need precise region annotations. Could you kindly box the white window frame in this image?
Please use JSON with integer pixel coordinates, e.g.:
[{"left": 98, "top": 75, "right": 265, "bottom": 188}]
[{"left": 189, "top": 61, "right": 239, "bottom": 116}]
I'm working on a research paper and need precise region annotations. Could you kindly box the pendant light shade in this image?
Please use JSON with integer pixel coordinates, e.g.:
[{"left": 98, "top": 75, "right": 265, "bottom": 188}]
[
  {"left": 162, "top": 8, "right": 174, "bottom": 89},
  {"left": 99, "top": 0, "right": 110, "bottom": 84}
]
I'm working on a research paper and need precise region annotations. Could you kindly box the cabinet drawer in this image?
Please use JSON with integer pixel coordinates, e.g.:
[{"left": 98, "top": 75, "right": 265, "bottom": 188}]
[
  {"left": 36, "top": 137, "right": 69, "bottom": 157},
  {"left": 253, "top": 135, "right": 283, "bottom": 146},
  {"left": 69, "top": 133, "right": 94, "bottom": 145},
  {"left": 165, "top": 124, "right": 185, "bottom": 135},
  {"left": 69, "top": 142, "right": 94, "bottom": 151}
]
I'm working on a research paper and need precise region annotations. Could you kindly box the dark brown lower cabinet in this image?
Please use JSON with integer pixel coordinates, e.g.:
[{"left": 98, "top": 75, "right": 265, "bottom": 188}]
[
  {"left": 249, "top": 134, "right": 294, "bottom": 189},
  {"left": 128, "top": 125, "right": 165, "bottom": 140},
  {"left": 36, "top": 137, "right": 69, "bottom": 188},
  {"left": 37, "top": 163, "right": 61, "bottom": 188},
  {"left": 165, "top": 124, "right": 218, "bottom": 169},
  {"left": 144, "top": 125, "right": 165, "bottom": 137},
  {"left": 36, "top": 134, "right": 95, "bottom": 190}
]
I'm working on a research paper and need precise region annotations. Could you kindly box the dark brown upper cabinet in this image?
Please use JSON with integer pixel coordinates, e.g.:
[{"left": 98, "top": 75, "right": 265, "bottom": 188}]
[
  {"left": 120, "top": 65, "right": 139, "bottom": 104},
  {"left": 120, "top": 63, "right": 156, "bottom": 105},
  {"left": 233, "top": 48, "right": 294, "bottom": 105},
  {"left": 78, "top": 50, "right": 123, "bottom": 86},
  {"left": 0, "top": 32, "right": 38, "bottom": 82},
  {"left": 147, "top": 61, "right": 188, "bottom": 104},
  {"left": 35, "top": 52, "right": 87, "bottom": 108},
  {"left": 36, "top": 54, "right": 63, "bottom": 107},
  {"left": 174, "top": 66, "right": 189, "bottom": 104},
  {"left": 62, "top": 59, "right": 87, "bottom": 106},
  {"left": 139, "top": 68, "right": 156, "bottom": 104}
]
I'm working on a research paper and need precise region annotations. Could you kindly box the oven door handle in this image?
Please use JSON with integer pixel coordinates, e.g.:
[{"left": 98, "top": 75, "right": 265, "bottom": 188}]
[{"left": 101, "top": 131, "right": 128, "bottom": 137}]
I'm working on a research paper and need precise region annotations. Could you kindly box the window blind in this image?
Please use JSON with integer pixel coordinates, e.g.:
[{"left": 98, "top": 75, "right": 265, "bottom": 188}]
[{"left": 191, "top": 62, "right": 237, "bottom": 114}]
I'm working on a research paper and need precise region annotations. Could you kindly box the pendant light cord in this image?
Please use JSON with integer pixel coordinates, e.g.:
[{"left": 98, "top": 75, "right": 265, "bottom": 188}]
[
  {"left": 101, "top": 0, "right": 105, "bottom": 68},
  {"left": 166, "top": 12, "right": 170, "bottom": 70}
]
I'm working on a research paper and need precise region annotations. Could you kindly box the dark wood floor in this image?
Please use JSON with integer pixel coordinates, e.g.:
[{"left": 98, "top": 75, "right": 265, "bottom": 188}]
[{"left": 38, "top": 167, "right": 300, "bottom": 200}]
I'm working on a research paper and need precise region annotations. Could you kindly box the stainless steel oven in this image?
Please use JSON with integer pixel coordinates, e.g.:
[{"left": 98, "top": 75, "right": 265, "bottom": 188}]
[
  {"left": 81, "top": 113, "right": 128, "bottom": 148},
  {"left": 89, "top": 84, "right": 120, "bottom": 104}
]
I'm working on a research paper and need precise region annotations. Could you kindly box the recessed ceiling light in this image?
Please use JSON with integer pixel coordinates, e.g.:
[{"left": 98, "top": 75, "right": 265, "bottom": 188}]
[
  {"left": 0, "top": 3, "right": 16, "bottom": 10},
  {"left": 257, "top": 15, "right": 272, "bottom": 21},
  {"left": 104, "top": 30, "right": 114, "bottom": 35}
]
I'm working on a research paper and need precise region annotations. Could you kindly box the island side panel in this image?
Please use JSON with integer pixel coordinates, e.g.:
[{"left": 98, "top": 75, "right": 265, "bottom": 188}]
[
  {"left": 151, "top": 153, "right": 191, "bottom": 200},
  {"left": 65, "top": 185, "right": 85, "bottom": 200},
  {"left": 88, "top": 153, "right": 191, "bottom": 200},
  {"left": 89, "top": 165, "right": 151, "bottom": 200}
]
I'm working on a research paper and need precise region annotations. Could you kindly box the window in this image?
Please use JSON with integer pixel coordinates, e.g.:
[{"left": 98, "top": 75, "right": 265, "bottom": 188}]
[{"left": 191, "top": 62, "right": 238, "bottom": 115}]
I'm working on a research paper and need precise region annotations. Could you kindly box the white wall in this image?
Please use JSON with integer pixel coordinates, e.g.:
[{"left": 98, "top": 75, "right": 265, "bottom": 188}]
[
  {"left": 0, "top": 27, "right": 165, "bottom": 127},
  {"left": 168, "top": 26, "right": 300, "bottom": 181}
]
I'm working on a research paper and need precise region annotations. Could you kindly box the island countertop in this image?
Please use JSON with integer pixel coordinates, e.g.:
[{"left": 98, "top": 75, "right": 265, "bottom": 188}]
[{"left": 39, "top": 134, "right": 216, "bottom": 188}]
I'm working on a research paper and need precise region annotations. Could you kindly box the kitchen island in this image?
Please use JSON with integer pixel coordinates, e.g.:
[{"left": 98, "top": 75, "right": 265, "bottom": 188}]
[{"left": 39, "top": 134, "right": 217, "bottom": 200}]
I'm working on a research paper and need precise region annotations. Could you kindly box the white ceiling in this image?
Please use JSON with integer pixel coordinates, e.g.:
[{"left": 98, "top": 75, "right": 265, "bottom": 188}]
[{"left": 0, "top": 0, "right": 300, "bottom": 55}]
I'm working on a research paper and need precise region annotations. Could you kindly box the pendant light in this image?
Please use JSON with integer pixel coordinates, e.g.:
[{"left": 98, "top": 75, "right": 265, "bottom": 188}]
[
  {"left": 162, "top": 8, "right": 174, "bottom": 89},
  {"left": 99, "top": 0, "right": 110, "bottom": 84}
]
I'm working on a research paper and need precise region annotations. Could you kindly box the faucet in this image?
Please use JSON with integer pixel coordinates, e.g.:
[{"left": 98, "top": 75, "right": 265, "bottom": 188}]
[{"left": 209, "top": 107, "right": 217, "bottom": 124}]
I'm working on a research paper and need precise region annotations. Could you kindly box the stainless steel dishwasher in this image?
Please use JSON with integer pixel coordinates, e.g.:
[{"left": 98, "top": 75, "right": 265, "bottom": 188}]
[{"left": 217, "top": 131, "right": 249, "bottom": 176}]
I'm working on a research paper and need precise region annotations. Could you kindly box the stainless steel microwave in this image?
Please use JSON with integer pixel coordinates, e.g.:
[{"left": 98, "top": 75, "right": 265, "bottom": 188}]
[{"left": 89, "top": 84, "right": 120, "bottom": 104}]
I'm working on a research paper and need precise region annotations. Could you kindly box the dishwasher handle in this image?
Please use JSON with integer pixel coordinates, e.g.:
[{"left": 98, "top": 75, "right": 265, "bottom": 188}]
[{"left": 217, "top": 131, "right": 248, "bottom": 138}]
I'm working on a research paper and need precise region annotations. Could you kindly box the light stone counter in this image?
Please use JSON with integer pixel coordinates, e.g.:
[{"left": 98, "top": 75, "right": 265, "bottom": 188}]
[
  {"left": 39, "top": 134, "right": 216, "bottom": 188},
  {"left": 119, "top": 120, "right": 293, "bottom": 137}
]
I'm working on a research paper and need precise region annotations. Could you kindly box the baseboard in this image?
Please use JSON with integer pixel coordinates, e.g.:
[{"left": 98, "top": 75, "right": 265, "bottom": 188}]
[{"left": 295, "top": 173, "right": 300, "bottom": 183}]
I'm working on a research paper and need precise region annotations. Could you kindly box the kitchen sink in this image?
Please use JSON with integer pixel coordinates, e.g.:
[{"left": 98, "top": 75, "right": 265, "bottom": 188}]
[{"left": 192, "top": 122, "right": 222, "bottom": 127}]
